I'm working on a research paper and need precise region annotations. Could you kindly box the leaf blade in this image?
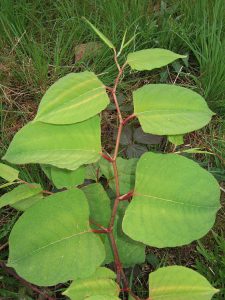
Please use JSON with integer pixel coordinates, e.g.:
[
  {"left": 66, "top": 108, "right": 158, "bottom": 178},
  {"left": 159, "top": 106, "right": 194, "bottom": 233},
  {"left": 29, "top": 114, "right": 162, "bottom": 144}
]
[
  {"left": 3, "top": 116, "right": 101, "bottom": 170},
  {"left": 133, "top": 84, "right": 214, "bottom": 135},
  {"left": 127, "top": 48, "right": 186, "bottom": 71},
  {"left": 8, "top": 189, "right": 105, "bottom": 286},
  {"left": 123, "top": 152, "right": 221, "bottom": 247},
  {"left": 82, "top": 17, "right": 115, "bottom": 49},
  {"left": 149, "top": 266, "right": 218, "bottom": 300},
  {"left": 35, "top": 72, "right": 109, "bottom": 124}
]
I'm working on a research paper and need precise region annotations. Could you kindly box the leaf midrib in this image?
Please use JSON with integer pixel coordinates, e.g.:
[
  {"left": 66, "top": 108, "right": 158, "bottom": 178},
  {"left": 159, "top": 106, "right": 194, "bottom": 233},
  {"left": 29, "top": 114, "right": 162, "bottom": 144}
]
[
  {"left": 10, "top": 230, "right": 91, "bottom": 264},
  {"left": 134, "top": 192, "right": 219, "bottom": 209}
]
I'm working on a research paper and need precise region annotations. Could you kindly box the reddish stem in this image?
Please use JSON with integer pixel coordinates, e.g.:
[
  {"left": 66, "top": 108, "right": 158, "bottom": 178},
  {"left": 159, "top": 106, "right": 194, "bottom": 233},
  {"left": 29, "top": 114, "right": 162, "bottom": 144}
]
[{"left": 123, "top": 113, "right": 136, "bottom": 126}]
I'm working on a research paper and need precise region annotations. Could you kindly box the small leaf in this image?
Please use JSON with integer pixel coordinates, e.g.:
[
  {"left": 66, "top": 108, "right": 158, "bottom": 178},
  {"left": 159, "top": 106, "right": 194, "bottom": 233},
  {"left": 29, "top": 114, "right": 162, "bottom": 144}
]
[
  {"left": 8, "top": 189, "right": 105, "bottom": 286},
  {"left": 178, "top": 148, "right": 213, "bottom": 155},
  {"left": 51, "top": 166, "right": 85, "bottom": 189},
  {"left": 63, "top": 267, "right": 119, "bottom": 300},
  {"left": 149, "top": 266, "right": 219, "bottom": 300},
  {"left": 3, "top": 116, "right": 101, "bottom": 170},
  {"left": 82, "top": 17, "right": 115, "bottom": 49},
  {"left": 133, "top": 127, "right": 163, "bottom": 145},
  {"left": 168, "top": 135, "right": 184, "bottom": 146},
  {"left": 127, "top": 48, "right": 186, "bottom": 71},
  {"left": 133, "top": 84, "right": 214, "bottom": 135},
  {"left": 35, "top": 72, "right": 109, "bottom": 124},
  {"left": 123, "top": 152, "right": 221, "bottom": 248},
  {"left": 0, "top": 184, "right": 42, "bottom": 210},
  {"left": 99, "top": 157, "right": 138, "bottom": 194},
  {"left": 126, "top": 144, "right": 148, "bottom": 158},
  {"left": 82, "top": 183, "right": 111, "bottom": 228},
  {"left": 0, "top": 163, "right": 19, "bottom": 182}
]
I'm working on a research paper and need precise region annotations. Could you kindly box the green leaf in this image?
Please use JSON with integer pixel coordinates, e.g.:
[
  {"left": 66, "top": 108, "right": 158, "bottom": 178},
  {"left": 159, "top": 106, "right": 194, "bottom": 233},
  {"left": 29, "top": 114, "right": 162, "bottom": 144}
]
[
  {"left": 168, "top": 135, "right": 184, "bottom": 146},
  {"left": 35, "top": 72, "right": 109, "bottom": 124},
  {"left": 63, "top": 267, "right": 119, "bottom": 300},
  {"left": 40, "top": 165, "right": 52, "bottom": 180},
  {"left": 3, "top": 116, "right": 101, "bottom": 170},
  {"left": 8, "top": 189, "right": 105, "bottom": 286},
  {"left": 178, "top": 148, "right": 213, "bottom": 155},
  {"left": 85, "top": 163, "right": 102, "bottom": 181},
  {"left": 87, "top": 296, "right": 120, "bottom": 300},
  {"left": 51, "top": 166, "right": 85, "bottom": 189},
  {"left": 0, "top": 184, "right": 42, "bottom": 210},
  {"left": 127, "top": 48, "right": 186, "bottom": 71},
  {"left": 104, "top": 203, "right": 145, "bottom": 267},
  {"left": 12, "top": 194, "right": 44, "bottom": 211},
  {"left": 123, "top": 152, "right": 221, "bottom": 248},
  {"left": 82, "top": 17, "right": 115, "bottom": 49},
  {"left": 99, "top": 157, "right": 137, "bottom": 194},
  {"left": 133, "top": 84, "right": 214, "bottom": 135},
  {"left": 149, "top": 266, "right": 219, "bottom": 300},
  {"left": 0, "top": 163, "right": 19, "bottom": 182},
  {"left": 82, "top": 183, "right": 111, "bottom": 228}
]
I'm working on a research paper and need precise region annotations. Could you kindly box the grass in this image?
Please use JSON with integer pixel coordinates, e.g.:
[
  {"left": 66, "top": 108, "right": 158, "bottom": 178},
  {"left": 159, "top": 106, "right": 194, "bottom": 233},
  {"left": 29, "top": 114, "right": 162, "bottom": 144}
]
[{"left": 0, "top": 0, "right": 225, "bottom": 299}]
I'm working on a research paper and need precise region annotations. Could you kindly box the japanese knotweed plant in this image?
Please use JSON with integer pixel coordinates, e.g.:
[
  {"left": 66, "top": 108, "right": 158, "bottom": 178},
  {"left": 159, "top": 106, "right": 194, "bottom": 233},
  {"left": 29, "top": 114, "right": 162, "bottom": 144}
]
[{"left": 0, "top": 19, "right": 221, "bottom": 300}]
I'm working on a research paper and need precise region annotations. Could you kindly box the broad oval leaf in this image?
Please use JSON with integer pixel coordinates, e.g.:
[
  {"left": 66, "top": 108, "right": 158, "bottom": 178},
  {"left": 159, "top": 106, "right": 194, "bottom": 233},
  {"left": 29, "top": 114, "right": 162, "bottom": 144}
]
[
  {"left": 51, "top": 166, "right": 85, "bottom": 189},
  {"left": 0, "top": 183, "right": 42, "bottom": 210},
  {"left": 149, "top": 266, "right": 218, "bottom": 300},
  {"left": 133, "top": 84, "right": 214, "bottom": 135},
  {"left": 3, "top": 116, "right": 101, "bottom": 170},
  {"left": 35, "top": 72, "right": 109, "bottom": 124},
  {"left": 8, "top": 189, "right": 105, "bottom": 286},
  {"left": 123, "top": 152, "right": 221, "bottom": 248},
  {"left": 63, "top": 267, "right": 119, "bottom": 300},
  {"left": 0, "top": 163, "right": 19, "bottom": 182},
  {"left": 127, "top": 48, "right": 186, "bottom": 71}
]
